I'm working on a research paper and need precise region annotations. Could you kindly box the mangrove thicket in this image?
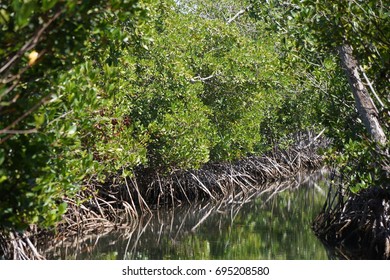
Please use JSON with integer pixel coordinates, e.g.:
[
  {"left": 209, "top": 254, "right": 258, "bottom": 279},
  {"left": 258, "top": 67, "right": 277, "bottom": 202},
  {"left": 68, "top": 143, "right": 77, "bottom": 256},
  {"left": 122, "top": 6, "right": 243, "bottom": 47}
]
[{"left": 0, "top": 0, "right": 389, "bottom": 259}]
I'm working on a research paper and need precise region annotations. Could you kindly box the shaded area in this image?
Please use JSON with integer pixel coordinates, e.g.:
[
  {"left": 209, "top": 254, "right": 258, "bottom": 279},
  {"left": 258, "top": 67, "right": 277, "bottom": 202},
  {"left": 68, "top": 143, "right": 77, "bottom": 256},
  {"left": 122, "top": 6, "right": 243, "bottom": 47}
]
[
  {"left": 313, "top": 171, "right": 390, "bottom": 260},
  {"left": 42, "top": 170, "right": 329, "bottom": 260}
]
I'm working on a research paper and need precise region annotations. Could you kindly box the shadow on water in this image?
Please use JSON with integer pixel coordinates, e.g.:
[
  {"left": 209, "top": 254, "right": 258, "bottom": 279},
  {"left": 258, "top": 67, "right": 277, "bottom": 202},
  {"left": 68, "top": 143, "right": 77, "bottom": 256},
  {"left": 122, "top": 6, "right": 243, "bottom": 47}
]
[{"left": 43, "top": 169, "right": 331, "bottom": 259}]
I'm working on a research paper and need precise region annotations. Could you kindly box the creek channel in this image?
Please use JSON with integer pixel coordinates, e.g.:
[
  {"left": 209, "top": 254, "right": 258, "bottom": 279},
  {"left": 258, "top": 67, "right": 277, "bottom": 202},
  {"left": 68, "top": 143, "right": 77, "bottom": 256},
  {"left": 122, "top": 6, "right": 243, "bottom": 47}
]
[{"left": 44, "top": 169, "right": 332, "bottom": 259}]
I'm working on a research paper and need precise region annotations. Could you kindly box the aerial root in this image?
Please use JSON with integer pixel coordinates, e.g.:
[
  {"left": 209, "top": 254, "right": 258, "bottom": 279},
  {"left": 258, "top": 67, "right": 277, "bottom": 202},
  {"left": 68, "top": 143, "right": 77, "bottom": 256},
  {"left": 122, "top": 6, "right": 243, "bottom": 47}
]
[{"left": 313, "top": 170, "right": 390, "bottom": 259}]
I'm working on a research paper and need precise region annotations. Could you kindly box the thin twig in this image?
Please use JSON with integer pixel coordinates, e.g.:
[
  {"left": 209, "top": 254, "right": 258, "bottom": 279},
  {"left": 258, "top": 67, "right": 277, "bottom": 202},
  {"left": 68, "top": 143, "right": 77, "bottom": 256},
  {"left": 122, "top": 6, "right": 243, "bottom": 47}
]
[
  {"left": 226, "top": 5, "right": 252, "bottom": 24},
  {"left": 359, "top": 65, "right": 385, "bottom": 109},
  {"left": 0, "top": 9, "right": 64, "bottom": 75}
]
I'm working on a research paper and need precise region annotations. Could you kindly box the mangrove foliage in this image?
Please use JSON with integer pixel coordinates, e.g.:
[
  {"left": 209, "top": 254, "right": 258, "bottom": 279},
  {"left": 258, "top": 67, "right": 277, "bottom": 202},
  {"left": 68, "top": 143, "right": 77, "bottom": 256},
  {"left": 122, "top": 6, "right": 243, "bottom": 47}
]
[{"left": 0, "top": 0, "right": 389, "bottom": 259}]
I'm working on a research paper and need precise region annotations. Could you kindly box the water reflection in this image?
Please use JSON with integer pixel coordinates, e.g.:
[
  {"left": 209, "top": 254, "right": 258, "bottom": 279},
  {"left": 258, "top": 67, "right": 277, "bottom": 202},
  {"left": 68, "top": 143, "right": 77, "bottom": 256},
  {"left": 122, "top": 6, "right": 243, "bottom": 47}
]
[{"left": 44, "top": 170, "right": 329, "bottom": 259}]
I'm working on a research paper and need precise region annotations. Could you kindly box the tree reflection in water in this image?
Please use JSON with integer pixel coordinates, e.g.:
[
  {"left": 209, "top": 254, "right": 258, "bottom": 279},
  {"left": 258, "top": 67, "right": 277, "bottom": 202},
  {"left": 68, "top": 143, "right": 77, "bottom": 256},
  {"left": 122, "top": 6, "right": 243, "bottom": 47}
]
[{"left": 43, "top": 169, "right": 330, "bottom": 260}]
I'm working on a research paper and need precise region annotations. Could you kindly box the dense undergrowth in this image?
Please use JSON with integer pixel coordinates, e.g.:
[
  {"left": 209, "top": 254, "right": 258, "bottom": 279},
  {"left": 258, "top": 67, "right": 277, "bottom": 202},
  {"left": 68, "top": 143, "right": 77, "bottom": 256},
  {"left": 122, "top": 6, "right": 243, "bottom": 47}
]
[
  {"left": 0, "top": 0, "right": 389, "bottom": 259},
  {"left": 0, "top": 0, "right": 339, "bottom": 231}
]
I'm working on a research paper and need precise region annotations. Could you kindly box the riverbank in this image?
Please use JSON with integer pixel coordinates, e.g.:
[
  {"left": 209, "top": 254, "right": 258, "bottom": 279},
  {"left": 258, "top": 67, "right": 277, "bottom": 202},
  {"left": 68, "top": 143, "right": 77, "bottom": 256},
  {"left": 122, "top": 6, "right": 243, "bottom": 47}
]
[
  {"left": 42, "top": 170, "right": 329, "bottom": 260},
  {"left": 313, "top": 169, "right": 390, "bottom": 259},
  {"left": 0, "top": 131, "right": 329, "bottom": 259}
]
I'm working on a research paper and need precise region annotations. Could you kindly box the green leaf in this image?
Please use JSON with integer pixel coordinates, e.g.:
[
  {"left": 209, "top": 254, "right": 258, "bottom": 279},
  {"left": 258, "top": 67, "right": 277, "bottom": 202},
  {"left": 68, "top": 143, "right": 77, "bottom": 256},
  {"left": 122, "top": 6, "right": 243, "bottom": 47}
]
[
  {"left": 34, "top": 113, "right": 45, "bottom": 128},
  {"left": 0, "top": 9, "right": 10, "bottom": 24},
  {"left": 0, "top": 175, "right": 7, "bottom": 183},
  {"left": 58, "top": 202, "right": 68, "bottom": 215},
  {"left": 0, "top": 148, "right": 4, "bottom": 166},
  {"left": 67, "top": 124, "right": 77, "bottom": 136},
  {"left": 42, "top": 0, "right": 58, "bottom": 11},
  {"left": 12, "top": 0, "right": 37, "bottom": 29}
]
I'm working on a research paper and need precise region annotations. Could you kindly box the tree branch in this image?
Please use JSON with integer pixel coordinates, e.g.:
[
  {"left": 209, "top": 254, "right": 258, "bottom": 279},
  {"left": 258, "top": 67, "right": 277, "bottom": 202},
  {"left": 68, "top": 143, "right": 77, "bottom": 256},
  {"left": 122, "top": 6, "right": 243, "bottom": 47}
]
[
  {"left": 0, "top": 8, "right": 64, "bottom": 75},
  {"left": 339, "top": 44, "right": 387, "bottom": 145},
  {"left": 0, "top": 96, "right": 48, "bottom": 135},
  {"left": 359, "top": 65, "right": 385, "bottom": 110},
  {"left": 226, "top": 5, "right": 252, "bottom": 25},
  {"left": 190, "top": 74, "right": 217, "bottom": 83},
  {"left": 0, "top": 129, "right": 38, "bottom": 135}
]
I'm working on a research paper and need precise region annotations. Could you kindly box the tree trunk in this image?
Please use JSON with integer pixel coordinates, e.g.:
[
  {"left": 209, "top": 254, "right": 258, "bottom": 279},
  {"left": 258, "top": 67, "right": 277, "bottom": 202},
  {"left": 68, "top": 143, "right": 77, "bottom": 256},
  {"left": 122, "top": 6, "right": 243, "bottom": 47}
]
[{"left": 339, "top": 44, "right": 387, "bottom": 145}]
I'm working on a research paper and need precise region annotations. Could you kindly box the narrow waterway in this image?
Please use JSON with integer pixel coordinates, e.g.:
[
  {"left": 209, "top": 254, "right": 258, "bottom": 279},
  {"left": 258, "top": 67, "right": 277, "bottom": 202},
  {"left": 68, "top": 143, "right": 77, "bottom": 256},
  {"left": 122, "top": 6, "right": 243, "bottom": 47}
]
[{"left": 45, "top": 170, "right": 330, "bottom": 259}]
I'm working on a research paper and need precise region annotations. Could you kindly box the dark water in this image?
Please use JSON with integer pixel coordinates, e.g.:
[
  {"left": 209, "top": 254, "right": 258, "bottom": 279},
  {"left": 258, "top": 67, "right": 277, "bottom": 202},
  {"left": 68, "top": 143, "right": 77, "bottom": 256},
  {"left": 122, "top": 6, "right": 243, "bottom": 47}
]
[{"left": 45, "top": 170, "right": 330, "bottom": 260}]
